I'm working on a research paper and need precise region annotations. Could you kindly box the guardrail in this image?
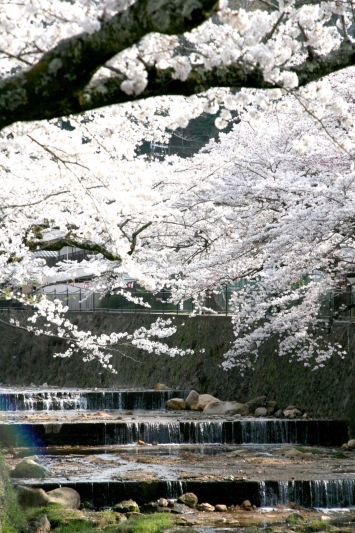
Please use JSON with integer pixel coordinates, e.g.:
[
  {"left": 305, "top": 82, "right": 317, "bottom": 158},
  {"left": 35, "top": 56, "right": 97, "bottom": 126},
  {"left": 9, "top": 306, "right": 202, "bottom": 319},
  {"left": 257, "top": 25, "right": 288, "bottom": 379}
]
[{"left": 0, "top": 287, "right": 235, "bottom": 315}]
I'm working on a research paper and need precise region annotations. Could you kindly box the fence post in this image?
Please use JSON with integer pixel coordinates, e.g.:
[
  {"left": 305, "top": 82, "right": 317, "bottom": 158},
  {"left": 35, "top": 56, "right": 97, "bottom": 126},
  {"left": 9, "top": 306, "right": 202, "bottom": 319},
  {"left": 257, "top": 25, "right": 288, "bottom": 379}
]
[
  {"left": 225, "top": 285, "right": 228, "bottom": 316},
  {"left": 79, "top": 288, "right": 82, "bottom": 313},
  {"left": 93, "top": 292, "right": 95, "bottom": 311}
]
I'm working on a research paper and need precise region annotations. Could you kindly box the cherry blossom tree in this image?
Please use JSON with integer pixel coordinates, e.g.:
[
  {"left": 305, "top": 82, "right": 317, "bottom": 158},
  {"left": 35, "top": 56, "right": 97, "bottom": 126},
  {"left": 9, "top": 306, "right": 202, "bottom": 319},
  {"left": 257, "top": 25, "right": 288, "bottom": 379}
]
[{"left": 2, "top": 0, "right": 355, "bottom": 370}]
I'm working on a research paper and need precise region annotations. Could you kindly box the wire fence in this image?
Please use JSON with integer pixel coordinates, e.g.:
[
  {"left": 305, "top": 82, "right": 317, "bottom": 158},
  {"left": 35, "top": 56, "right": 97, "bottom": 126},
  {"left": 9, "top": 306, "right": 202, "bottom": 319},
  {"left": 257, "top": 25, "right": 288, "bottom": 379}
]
[
  {"left": 0, "top": 286, "right": 347, "bottom": 319},
  {"left": 0, "top": 287, "right": 235, "bottom": 315}
]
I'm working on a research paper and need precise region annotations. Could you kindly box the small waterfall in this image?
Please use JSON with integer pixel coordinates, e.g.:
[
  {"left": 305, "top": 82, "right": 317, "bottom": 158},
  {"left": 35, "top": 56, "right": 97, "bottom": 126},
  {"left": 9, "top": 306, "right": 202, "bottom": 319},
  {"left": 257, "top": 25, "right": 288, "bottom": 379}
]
[
  {"left": 258, "top": 480, "right": 355, "bottom": 508},
  {"left": 165, "top": 480, "right": 185, "bottom": 499},
  {"left": 236, "top": 419, "right": 346, "bottom": 446},
  {"left": 180, "top": 421, "right": 224, "bottom": 444},
  {"left": 0, "top": 390, "right": 188, "bottom": 411}
]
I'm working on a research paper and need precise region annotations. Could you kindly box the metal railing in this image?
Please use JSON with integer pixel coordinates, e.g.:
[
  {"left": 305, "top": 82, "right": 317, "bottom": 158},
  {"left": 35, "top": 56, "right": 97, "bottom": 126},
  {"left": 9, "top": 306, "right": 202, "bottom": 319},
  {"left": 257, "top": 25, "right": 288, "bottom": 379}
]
[
  {"left": 0, "top": 287, "right": 340, "bottom": 317},
  {"left": 0, "top": 287, "right": 235, "bottom": 315},
  {"left": 44, "top": 250, "right": 97, "bottom": 268}
]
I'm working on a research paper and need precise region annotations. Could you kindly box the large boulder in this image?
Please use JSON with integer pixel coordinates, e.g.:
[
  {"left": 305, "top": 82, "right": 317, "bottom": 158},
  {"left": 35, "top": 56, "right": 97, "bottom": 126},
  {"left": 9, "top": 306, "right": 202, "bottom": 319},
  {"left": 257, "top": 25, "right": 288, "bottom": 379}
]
[
  {"left": 166, "top": 398, "right": 186, "bottom": 410},
  {"left": 10, "top": 459, "right": 50, "bottom": 479},
  {"left": 16, "top": 485, "right": 80, "bottom": 509},
  {"left": 178, "top": 492, "right": 198, "bottom": 508},
  {"left": 47, "top": 487, "right": 81, "bottom": 509},
  {"left": 204, "top": 400, "right": 244, "bottom": 416},
  {"left": 185, "top": 390, "right": 200, "bottom": 410},
  {"left": 17, "top": 486, "right": 50, "bottom": 507},
  {"left": 348, "top": 439, "right": 355, "bottom": 448},
  {"left": 196, "top": 394, "right": 219, "bottom": 411}
]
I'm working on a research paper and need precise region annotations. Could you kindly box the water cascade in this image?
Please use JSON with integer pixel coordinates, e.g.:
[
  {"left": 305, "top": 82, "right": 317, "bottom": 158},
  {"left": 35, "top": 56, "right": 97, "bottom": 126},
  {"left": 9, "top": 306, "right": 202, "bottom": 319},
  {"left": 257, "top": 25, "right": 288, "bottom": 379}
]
[
  {"left": 0, "top": 390, "right": 187, "bottom": 411},
  {"left": 2, "top": 388, "right": 353, "bottom": 510}
]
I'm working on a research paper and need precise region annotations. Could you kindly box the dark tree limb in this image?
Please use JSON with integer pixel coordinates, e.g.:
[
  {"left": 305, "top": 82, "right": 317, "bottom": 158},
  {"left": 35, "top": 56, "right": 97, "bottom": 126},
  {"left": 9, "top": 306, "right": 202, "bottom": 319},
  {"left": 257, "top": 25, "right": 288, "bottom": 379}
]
[
  {"left": 0, "top": 0, "right": 217, "bottom": 130},
  {"left": 0, "top": 0, "right": 355, "bottom": 130}
]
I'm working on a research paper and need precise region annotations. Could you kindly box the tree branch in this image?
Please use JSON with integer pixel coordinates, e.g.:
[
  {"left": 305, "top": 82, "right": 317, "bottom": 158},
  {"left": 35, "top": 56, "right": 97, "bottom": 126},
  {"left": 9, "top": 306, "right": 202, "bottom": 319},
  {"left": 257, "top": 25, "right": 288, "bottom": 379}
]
[
  {"left": 1, "top": 3, "right": 354, "bottom": 129},
  {"left": 0, "top": 0, "right": 217, "bottom": 130}
]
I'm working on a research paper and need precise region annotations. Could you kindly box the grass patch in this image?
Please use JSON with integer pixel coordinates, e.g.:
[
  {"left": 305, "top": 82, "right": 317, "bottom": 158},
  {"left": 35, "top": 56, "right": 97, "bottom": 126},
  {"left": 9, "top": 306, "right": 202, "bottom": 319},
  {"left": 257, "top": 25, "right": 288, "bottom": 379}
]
[
  {"left": 0, "top": 455, "right": 27, "bottom": 533},
  {"left": 296, "top": 520, "right": 329, "bottom": 533},
  {"left": 118, "top": 513, "right": 172, "bottom": 533},
  {"left": 294, "top": 447, "right": 323, "bottom": 455}
]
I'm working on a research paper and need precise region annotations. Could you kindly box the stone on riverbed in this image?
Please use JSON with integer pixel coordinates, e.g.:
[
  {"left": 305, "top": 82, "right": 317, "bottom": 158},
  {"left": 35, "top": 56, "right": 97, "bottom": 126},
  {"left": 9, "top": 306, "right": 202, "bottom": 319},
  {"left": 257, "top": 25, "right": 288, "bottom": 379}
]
[
  {"left": 284, "top": 406, "right": 303, "bottom": 418},
  {"left": 113, "top": 499, "right": 140, "bottom": 513},
  {"left": 196, "top": 394, "right": 219, "bottom": 410},
  {"left": 197, "top": 502, "right": 215, "bottom": 512},
  {"left": 215, "top": 504, "right": 228, "bottom": 512},
  {"left": 46, "top": 487, "right": 81, "bottom": 509},
  {"left": 16, "top": 485, "right": 80, "bottom": 509},
  {"left": 10, "top": 458, "right": 50, "bottom": 479},
  {"left": 254, "top": 407, "right": 268, "bottom": 417},
  {"left": 166, "top": 398, "right": 186, "bottom": 410},
  {"left": 31, "top": 514, "right": 51, "bottom": 533},
  {"left": 185, "top": 390, "right": 200, "bottom": 410},
  {"left": 178, "top": 492, "right": 198, "bottom": 508},
  {"left": 204, "top": 400, "right": 244, "bottom": 415}
]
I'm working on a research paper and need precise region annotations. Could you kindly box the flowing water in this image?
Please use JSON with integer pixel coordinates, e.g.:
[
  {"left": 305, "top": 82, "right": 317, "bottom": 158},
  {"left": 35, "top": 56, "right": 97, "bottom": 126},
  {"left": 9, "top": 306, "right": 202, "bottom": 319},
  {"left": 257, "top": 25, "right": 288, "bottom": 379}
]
[{"left": 1, "top": 387, "right": 354, "bottom": 517}]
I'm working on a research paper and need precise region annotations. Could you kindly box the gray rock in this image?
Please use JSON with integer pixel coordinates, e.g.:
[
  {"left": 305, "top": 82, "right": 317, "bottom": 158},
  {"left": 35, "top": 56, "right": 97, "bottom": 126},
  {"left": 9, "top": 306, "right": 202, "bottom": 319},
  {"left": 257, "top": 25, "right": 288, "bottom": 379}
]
[
  {"left": 113, "top": 499, "right": 140, "bottom": 513},
  {"left": 17, "top": 485, "right": 80, "bottom": 511},
  {"left": 166, "top": 398, "right": 186, "bottom": 410},
  {"left": 17, "top": 486, "right": 50, "bottom": 507},
  {"left": 170, "top": 503, "right": 195, "bottom": 514},
  {"left": 275, "top": 409, "right": 284, "bottom": 418},
  {"left": 47, "top": 487, "right": 81, "bottom": 509},
  {"left": 254, "top": 407, "right": 268, "bottom": 417},
  {"left": 10, "top": 459, "right": 50, "bottom": 479},
  {"left": 185, "top": 390, "right": 200, "bottom": 410},
  {"left": 158, "top": 498, "right": 169, "bottom": 507},
  {"left": 197, "top": 502, "right": 215, "bottom": 512},
  {"left": 30, "top": 514, "right": 51, "bottom": 533},
  {"left": 284, "top": 408, "right": 303, "bottom": 419},
  {"left": 178, "top": 492, "right": 198, "bottom": 508},
  {"left": 196, "top": 394, "right": 218, "bottom": 411},
  {"left": 348, "top": 439, "right": 355, "bottom": 448},
  {"left": 215, "top": 504, "right": 228, "bottom": 512},
  {"left": 241, "top": 500, "right": 252, "bottom": 510},
  {"left": 204, "top": 400, "right": 244, "bottom": 416}
]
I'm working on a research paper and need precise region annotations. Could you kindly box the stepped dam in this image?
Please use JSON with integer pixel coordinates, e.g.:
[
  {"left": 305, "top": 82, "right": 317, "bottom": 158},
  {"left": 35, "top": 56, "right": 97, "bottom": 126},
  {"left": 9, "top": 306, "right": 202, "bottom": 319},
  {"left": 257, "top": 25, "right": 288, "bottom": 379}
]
[{"left": 2, "top": 388, "right": 355, "bottom": 512}]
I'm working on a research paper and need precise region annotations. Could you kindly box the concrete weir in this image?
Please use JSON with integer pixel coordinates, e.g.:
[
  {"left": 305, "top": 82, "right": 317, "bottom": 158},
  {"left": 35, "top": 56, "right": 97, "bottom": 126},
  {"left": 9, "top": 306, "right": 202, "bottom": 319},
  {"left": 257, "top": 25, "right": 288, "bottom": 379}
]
[
  {"left": 0, "top": 389, "right": 188, "bottom": 411},
  {"left": 2, "top": 388, "right": 354, "bottom": 510},
  {"left": 0, "top": 419, "right": 348, "bottom": 447},
  {"left": 21, "top": 479, "right": 355, "bottom": 509}
]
